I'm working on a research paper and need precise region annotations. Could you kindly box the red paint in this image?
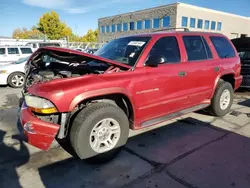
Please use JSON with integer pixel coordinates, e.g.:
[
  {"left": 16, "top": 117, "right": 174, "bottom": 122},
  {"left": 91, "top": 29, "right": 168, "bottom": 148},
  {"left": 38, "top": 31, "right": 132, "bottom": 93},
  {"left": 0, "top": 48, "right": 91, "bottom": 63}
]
[{"left": 20, "top": 31, "right": 242, "bottom": 150}]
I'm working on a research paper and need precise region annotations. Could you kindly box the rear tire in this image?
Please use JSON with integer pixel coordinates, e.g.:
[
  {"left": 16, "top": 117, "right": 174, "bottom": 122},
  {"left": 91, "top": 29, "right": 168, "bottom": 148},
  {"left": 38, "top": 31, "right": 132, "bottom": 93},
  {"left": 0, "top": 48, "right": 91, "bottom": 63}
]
[
  {"left": 208, "top": 80, "right": 233, "bottom": 117},
  {"left": 70, "top": 102, "right": 129, "bottom": 163},
  {"left": 8, "top": 72, "right": 25, "bottom": 88}
]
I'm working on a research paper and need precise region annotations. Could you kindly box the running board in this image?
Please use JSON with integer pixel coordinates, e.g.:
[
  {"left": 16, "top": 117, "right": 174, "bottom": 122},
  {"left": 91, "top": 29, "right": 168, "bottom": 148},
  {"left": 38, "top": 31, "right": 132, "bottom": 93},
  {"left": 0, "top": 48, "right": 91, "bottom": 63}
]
[{"left": 141, "top": 104, "right": 210, "bottom": 127}]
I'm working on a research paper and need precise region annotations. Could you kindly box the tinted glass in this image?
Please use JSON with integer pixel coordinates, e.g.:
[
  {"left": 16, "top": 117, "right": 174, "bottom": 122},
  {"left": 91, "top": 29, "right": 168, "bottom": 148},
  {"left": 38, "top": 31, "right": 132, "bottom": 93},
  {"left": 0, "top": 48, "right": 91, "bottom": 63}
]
[
  {"left": 20, "top": 48, "right": 32, "bottom": 54},
  {"left": 137, "top": 21, "right": 142, "bottom": 30},
  {"left": 197, "top": 19, "right": 203, "bottom": 28},
  {"left": 101, "top": 26, "right": 105, "bottom": 33},
  {"left": 117, "top": 24, "right": 121, "bottom": 32},
  {"left": 163, "top": 16, "right": 170, "bottom": 27},
  {"left": 202, "top": 37, "right": 213, "bottom": 59},
  {"left": 183, "top": 36, "right": 208, "bottom": 61},
  {"left": 8, "top": 48, "right": 19, "bottom": 54},
  {"left": 211, "top": 21, "right": 216, "bottom": 30},
  {"left": 130, "top": 22, "right": 135, "bottom": 30},
  {"left": 123, "top": 23, "right": 128, "bottom": 31},
  {"left": 95, "top": 36, "right": 151, "bottom": 66},
  {"left": 182, "top": 16, "right": 188, "bottom": 27},
  {"left": 153, "top": 18, "right": 160, "bottom": 28},
  {"left": 0, "top": 48, "right": 5, "bottom": 55},
  {"left": 111, "top": 24, "right": 115, "bottom": 32},
  {"left": 149, "top": 36, "right": 180, "bottom": 63},
  {"left": 106, "top": 25, "right": 110, "bottom": 33},
  {"left": 205, "top": 20, "right": 210, "bottom": 29},
  {"left": 145, "top": 19, "right": 151, "bottom": 29},
  {"left": 210, "top": 36, "right": 236, "bottom": 58},
  {"left": 190, "top": 18, "right": 196, "bottom": 28},
  {"left": 217, "top": 22, "right": 222, "bottom": 31}
]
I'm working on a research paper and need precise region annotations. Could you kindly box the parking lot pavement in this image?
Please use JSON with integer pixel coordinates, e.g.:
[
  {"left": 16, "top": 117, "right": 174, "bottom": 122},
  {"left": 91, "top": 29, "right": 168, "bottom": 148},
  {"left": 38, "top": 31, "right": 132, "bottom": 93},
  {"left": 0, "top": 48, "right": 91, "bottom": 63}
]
[{"left": 0, "top": 86, "right": 249, "bottom": 188}]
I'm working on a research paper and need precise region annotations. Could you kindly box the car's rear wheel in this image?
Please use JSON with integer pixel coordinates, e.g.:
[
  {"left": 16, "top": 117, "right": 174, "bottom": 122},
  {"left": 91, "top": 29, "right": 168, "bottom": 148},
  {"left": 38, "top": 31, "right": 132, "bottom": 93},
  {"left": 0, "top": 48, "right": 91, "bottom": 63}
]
[
  {"left": 70, "top": 102, "right": 129, "bottom": 164},
  {"left": 208, "top": 80, "right": 233, "bottom": 117},
  {"left": 8, "top": 72, "right": 25, "bottom": 88}
]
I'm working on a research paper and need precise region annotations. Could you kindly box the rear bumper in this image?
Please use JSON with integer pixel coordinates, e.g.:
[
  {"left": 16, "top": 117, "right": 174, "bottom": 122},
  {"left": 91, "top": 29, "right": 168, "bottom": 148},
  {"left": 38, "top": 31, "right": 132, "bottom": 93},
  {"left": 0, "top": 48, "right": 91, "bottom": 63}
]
[
  {"left": 235, "top": 75, "right": 243, "bottom": 90},
  {"left": 18, "top": 102, "right": 60, "bottom": 151}
]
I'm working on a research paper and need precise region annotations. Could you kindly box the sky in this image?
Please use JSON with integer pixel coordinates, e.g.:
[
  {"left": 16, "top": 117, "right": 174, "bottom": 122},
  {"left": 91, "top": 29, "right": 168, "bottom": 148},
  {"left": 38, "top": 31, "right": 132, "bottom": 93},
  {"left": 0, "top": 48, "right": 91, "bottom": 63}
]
[{"left": 0, "top": 0, "right": 250, "bottom": 37}]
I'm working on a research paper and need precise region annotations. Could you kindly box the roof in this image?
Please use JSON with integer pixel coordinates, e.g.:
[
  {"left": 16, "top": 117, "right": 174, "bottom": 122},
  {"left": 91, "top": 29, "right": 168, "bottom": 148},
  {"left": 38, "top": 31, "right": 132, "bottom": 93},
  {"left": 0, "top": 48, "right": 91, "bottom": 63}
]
[{"left": 0, "top": 45, "right": 33, "bottom": 48}]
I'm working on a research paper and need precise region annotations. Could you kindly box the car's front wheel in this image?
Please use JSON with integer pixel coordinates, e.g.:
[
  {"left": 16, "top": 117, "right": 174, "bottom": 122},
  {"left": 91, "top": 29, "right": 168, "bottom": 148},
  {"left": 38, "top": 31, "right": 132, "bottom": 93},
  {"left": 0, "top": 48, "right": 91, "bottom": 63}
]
[
  {"left": 70, "top": 102, "right": 129, "bottom": 163},
  {"left": 208, "top": 80, "right": 233, "bottom": 117},
  {"left": 7, "top": 72, "right": 25, "bottom": 88}
]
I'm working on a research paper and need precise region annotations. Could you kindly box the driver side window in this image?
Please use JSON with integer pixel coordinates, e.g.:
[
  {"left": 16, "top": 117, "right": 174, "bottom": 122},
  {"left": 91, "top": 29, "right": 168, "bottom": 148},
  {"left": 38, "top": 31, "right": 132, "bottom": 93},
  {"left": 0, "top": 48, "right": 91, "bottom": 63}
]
[{"left": 148, "top": 36, "right": 180, "bottom": 64}]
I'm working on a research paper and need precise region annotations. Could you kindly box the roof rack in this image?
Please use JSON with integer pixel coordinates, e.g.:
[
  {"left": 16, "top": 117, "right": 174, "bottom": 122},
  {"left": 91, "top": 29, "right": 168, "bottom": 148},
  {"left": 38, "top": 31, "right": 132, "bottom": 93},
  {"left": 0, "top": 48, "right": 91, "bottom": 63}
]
[{"left": 153, "top": 27, "right": 190, "bottom": 32}]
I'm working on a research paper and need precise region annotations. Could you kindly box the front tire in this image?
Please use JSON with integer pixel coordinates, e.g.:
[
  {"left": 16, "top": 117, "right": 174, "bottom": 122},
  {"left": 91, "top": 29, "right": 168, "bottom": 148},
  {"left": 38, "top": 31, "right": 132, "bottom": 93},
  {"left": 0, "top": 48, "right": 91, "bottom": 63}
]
[
  {"left": 70, "top": 102, "right": 129, "bottom": 163},
  {"left": 208, "top": 81, "right": 233, "bottom": 117},
  {"left": 8, "top": 72, "right": 25, "bottom": 88}
]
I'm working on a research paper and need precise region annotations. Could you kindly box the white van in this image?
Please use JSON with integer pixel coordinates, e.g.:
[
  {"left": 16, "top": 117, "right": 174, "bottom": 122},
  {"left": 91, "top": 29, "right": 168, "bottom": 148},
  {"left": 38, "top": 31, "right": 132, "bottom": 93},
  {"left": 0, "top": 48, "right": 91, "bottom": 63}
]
[
  {"left": 0, "top": 46, "right": 34, "bottom": 63},
  {"left": 25, "top": 42, "right": 61, "bottom": 50}
]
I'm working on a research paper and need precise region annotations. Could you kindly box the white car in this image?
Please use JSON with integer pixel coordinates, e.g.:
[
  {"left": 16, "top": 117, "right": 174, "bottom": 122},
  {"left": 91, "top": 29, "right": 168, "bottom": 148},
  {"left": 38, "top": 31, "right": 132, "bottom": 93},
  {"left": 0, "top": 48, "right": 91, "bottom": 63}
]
[
  {"left": 0, "top": 46, "right": 34, "bottom": 63},
  {"left": 0, "top": 56, "right": 29, "bottom": 88}
]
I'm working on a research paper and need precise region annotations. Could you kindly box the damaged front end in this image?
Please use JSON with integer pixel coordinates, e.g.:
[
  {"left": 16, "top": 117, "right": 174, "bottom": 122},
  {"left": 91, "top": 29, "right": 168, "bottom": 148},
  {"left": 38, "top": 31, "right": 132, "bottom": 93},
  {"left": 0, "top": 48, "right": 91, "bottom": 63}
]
[{"left": 18, "top": 47, "right": 131, "bottom": 150}]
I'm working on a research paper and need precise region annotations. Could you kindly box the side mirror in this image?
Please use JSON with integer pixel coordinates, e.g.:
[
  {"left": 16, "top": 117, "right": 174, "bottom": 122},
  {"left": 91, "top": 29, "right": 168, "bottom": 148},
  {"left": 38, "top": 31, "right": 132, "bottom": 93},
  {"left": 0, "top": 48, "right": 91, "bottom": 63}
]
[{"left": 145, "top": 55, "right": 158, "bottom": 67}]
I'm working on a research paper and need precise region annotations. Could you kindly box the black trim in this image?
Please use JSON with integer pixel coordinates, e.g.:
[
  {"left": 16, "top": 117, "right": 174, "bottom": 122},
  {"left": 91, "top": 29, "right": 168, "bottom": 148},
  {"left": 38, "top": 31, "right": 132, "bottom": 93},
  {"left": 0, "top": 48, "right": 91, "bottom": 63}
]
[{"left": 141, "top": 104, "right": 209, "bottom": 127}]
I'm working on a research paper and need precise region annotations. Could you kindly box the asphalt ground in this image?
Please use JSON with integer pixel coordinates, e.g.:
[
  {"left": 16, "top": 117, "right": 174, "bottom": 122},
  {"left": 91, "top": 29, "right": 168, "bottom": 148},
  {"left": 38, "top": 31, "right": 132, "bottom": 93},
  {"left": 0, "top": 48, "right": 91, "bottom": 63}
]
[{"left": 0, "top": 86, "right": 249, "bottom": 188}]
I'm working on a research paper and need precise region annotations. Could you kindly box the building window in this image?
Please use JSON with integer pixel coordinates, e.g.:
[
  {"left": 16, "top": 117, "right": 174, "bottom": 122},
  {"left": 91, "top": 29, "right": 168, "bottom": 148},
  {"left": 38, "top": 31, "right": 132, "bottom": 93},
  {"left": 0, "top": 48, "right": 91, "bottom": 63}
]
[
  {"left": 153, "top": 18, "right": 160, "bottom": 28},
  {"left": 130, "top": 22, "right": 135, "bottom": 30},
  {"left": 137, "top": 21, "right": 142, "bottom": 30},
  {"left": 182, "top": 16, "right": 188, "bottom": 27},
  {"left": 205, "top": 20, "right": 210, "bottom": 30},
  {"left": 197, "top": 19, "right": 203, "bottom": 29},
  {"left": 211, "top": 21, "right": 216, "bottom": 30},
  {"left": 123, "top": 23, "right": 128, "bottom": 31},
  {"left": 106, "top": 25, "right": 110, "bottom": 33},
  {"left": 163, "top": 16, "right": 170, "bottom": 27},
  {"left": 217, "top": 22, "right": 222, "bottom": 31},
  {"left": 101, "top": 26, "right": 105, "bottom": 33},
  {"left": 190, "top": 18, "right": 196, "bottom": 28},
  {"left": 145, "top": 19, "right": 151, "bottom": 29},
  {"left": 117, "top": 24, "right": 121, "bottom": 32},
  {"left": 111, "top": 24, "right": 115, "bottom": 32}
]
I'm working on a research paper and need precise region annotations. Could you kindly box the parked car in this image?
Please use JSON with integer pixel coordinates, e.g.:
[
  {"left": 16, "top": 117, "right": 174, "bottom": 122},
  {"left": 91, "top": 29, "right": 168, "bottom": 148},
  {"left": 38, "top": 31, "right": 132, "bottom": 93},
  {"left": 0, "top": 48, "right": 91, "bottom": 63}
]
[
  {"left": 231, "top": 37, "right": 250, "bottom": 88},
  {"left": 0, "top": 56, "right": 29, "bottom": 88},
  {"left": 25, "top": 42, "right": 61, "bottom": 50},
  {"left": 18, "top": 31, "right": 242, "bottom": 163},
  {"left": 0, "top": 46, "right": 34, "bottom": 63}
]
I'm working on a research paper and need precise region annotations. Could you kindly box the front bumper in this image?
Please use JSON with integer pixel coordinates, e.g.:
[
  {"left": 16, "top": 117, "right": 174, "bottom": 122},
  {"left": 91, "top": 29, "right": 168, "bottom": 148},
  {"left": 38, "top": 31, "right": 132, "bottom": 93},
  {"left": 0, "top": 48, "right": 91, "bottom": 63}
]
[
  {"left": 0, "top": 73, "right": 9, "bottom": 85},
  {"left": 18, "top": 101, "right": 60, "bottom": 151}
]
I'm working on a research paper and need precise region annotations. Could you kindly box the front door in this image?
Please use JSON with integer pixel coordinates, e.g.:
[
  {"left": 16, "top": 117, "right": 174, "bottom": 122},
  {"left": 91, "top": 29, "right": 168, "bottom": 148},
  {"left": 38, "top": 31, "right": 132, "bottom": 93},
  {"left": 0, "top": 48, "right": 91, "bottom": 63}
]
[{"left": 132, "top": 36, "right": 192, "bottom": 127}]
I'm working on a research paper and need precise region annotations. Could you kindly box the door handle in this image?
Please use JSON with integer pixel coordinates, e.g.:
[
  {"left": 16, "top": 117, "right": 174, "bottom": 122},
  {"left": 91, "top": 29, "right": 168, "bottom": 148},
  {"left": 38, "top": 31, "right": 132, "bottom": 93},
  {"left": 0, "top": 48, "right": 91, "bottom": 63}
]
[
  {"left": 214, "top": 67, "right": 220, "bottom": 72},
  {"left": 178, "top": 71, "right": 187, "bottom": 77}
]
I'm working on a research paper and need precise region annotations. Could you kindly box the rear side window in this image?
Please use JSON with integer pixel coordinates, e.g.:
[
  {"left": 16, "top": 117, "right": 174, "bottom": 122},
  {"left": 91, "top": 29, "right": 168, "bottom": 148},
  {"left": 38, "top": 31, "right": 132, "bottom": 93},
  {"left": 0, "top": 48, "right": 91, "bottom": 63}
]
[
  {"left": 7, "top": 48, "right": 19, "bottom": 54},
  {"left": 210, "top": 36, "right": 235, "bottom": 58},
  {"left": 149, "top": 36, "right": 180, "bottom": 63},
  {"left": 0, "top": 48, "right": 5, "bottom": 55},
  {"left": 183, "top": 36, "right": 208, "bottom": 61},
  {"left": 20, "top": 48, "right": 32, "bottom": 54}
]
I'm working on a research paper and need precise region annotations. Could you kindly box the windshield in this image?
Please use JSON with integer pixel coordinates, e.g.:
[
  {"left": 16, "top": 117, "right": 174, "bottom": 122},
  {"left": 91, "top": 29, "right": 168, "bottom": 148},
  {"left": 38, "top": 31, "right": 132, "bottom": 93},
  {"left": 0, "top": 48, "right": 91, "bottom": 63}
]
[
  {"left": 14, "top": 56, "right": 30, "bottom": 64},
  {"left": 95, "top": 36, "right": 151, "bottom": 66}
]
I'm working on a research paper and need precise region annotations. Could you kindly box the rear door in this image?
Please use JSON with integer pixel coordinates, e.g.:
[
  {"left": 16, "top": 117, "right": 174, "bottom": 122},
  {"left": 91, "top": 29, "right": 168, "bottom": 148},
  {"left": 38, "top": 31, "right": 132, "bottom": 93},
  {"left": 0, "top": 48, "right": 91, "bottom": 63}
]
[
  {"left": 181, "top": 35, "right": 218, "bottom": 106},
  {"left": 20, "top": 47, "right": 33, "bottom": 58},
  {"left": 7, "top": 47, "right": 21, "bottom": 62}
]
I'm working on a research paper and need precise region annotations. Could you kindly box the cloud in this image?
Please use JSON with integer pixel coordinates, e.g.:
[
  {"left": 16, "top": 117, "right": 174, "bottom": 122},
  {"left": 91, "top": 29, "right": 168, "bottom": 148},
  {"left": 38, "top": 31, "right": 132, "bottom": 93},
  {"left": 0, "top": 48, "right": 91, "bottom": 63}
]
[
  {"left": 23, "top": 0, "right": 69, "bottom": 9},
  {"left": 22, "top": 0, "right": 144, "bottom": 14}
]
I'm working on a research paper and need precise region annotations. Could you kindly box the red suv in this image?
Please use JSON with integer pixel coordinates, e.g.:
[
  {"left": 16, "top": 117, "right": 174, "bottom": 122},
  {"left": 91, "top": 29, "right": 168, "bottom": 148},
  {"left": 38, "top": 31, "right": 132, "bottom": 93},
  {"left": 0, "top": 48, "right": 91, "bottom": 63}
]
[{"left": 18, "top": 30, "right": 242, "bottom": 162}]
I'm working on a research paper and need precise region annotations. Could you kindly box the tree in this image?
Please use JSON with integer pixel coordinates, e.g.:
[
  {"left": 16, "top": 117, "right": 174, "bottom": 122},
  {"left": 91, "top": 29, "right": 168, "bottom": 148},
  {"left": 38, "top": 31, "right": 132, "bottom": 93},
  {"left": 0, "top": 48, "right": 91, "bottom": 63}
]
[
  {"left": 12, "top": 27, "right": 43, "bottom": 39},
  {"left": 38, "top": 10, "right": 72, "bottom": 40},
  {"left": 81, "top": 29, "right": 98, "bottom": 42}
]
